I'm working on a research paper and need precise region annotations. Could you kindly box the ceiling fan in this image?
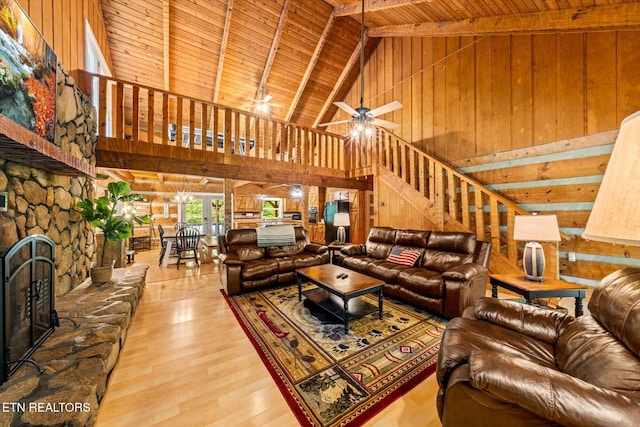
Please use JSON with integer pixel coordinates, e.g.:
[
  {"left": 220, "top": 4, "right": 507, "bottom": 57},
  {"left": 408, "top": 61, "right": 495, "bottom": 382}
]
[
  {"left": 249, "top": 90, "right": 282, "bottom": 114},
  {"left": 320, "top": 0, "right": 402, "bottom": 137}
]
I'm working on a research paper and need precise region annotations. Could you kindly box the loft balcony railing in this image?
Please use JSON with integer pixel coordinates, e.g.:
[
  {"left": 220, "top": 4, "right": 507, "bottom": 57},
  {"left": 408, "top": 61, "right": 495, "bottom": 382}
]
[{"left": 77, "top": 72, "right": 346, "bottom": 172}]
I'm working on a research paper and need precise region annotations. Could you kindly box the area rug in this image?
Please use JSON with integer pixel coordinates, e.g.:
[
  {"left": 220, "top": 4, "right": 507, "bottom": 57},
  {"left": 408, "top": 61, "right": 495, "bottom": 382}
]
[{"left": 223, "top": 283, "right": 447, "bottom": 427}]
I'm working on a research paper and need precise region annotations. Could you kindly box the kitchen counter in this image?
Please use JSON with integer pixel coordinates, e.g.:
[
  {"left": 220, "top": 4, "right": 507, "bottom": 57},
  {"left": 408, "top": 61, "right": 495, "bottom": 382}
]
[{"left": 233, "top": 218, "right": 303, "bottom": 228}]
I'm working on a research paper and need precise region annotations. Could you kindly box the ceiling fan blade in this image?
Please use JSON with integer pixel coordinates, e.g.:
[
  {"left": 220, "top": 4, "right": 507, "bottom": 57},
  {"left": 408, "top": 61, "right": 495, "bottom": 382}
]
[
  {"left": 368, "top": 100, "right": 403, "bottom": 117},
  {"left": 333, "top": 102, "right": 359, "bottom": 116},
  {"left": 318, "top": 119, "right": 353, "bottom": 127},
  {"left": 371, "top": 118, "right": 401, "bottom": 130}
]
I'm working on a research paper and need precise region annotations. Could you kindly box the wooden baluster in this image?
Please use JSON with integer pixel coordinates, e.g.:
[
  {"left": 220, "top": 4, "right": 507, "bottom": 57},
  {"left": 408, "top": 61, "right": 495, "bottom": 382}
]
[
  {"left": 212, "top": 106, "right": 219, "bottom": 158},
  {"left": 148, "top": 90, "right": 155, "bottom": 143},
  {"left": 392, "top": 138, "right": 400, "bottom": 177},
  {"left": 245, "top": 114, "right": 251, "bottom": 157},
  {"left": 201, "top": 103, "right": 208, "bottom": 151},
  {"left": 475, "top": 189, "right": 486, "bottom": 241},
  {"left": 448, "top": 172, "right": 458, "bottom": 220},
  {"left": 132, "top": 86, "right": 139, "bottom": 141},
  {"left": 428, "top": 160, "right": 436, "bottom": 203},
  {"left": 224, "top": 108, "right": 232, "bottom": 156},
  {"left": 489, "top": 197, "right": 500, "bottom": 255},
  {"left": 409, "top": 148, "right": 416, "bottom": 190},
  {"left": 507, "top": 207, "right": 518, "bottom": 262},
  {"left": 460, "top": 181, "right": 470, "bottom": 228},
  {"left": 188, "top": 100, "right": 195, "bottom": 150},
  {"left": 234, "top": 111, "right": 240, "bottom": 155},
  {"left": 433, "top": 164, "right": 446, "bottom": 229},
  {"left": 418, "top": 155, "right": 426, "bottom": 197},
  {"left": 161, "top": 93, "right": 168, "bottom": 144},
  {"left": 255, "top": 116, "right": 262, "bottom": 159},
  {"left": 98, "top": 77, "right": 107, "bottom": 137},
  {"left": 115, "top": 82, "right": 124, "bottom": 138},
  {"left": 176, "top": 97, "right": 183, "bottom": 146}
]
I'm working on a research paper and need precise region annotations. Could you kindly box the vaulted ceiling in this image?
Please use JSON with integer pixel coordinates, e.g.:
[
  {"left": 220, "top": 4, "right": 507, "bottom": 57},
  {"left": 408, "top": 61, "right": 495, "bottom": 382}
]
[{"left": 97, "top": 0, "right": 640, "bottom": 190}]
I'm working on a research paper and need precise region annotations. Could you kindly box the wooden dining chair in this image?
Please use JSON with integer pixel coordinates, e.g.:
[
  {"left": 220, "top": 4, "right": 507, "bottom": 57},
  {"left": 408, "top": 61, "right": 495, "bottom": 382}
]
[{"left": 175, "top": 227, "right": 200, "bottom": 269}]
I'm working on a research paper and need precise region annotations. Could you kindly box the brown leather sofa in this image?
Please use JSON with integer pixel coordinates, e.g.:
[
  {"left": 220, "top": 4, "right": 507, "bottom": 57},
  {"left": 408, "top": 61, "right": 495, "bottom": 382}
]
[
  {"left": 219, "top": 226, "right": 329, "bottom": 295},
  {"left": 436, "top": 267, "right": 640, "bottom": 427},
  {"left": 336, "top": 227, "right": 491, "bottom": 319}
]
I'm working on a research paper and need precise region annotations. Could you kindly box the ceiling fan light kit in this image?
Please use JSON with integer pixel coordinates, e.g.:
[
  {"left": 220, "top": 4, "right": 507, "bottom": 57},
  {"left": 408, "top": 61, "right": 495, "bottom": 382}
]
[{"left": 319, "top": 0, "right": 403, "bottom": 139}]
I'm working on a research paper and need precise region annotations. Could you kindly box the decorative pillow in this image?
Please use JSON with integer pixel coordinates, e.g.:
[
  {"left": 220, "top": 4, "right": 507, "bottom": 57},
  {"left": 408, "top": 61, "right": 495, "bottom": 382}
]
[{"left": 386, "top": 247, "right": 421, "bottom": 267}]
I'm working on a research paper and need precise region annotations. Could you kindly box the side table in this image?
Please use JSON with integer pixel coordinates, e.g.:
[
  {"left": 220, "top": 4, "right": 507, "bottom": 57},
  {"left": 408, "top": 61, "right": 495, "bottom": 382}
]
[
  {"left": 327, "top": 243, "right": 349, "bottom": 265},
  {"left": 489, "top": 274, "right": 588, "bottom": 316}
]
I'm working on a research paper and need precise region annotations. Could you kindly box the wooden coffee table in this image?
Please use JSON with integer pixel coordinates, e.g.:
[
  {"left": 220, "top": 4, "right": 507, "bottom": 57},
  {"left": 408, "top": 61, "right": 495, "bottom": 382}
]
[
  {"left": 296, "top": 264, "right": 385, "bottom": 333},
  {"left": 489, "top": 274, "right": 588, "bottom": 316}
]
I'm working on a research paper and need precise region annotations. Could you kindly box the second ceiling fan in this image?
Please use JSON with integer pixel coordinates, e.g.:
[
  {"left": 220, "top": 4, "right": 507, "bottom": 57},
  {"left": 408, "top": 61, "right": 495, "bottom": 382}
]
[{"left": 320, "top": 0, "right": 402, "bottom": 137}]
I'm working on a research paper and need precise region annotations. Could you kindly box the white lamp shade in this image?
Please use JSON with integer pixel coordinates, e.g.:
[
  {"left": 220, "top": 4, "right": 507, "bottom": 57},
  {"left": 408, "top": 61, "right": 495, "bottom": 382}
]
[
  {"left": 513, "top": 214, "right": 561, "bottom": 242},
  {"left": 583, "top": 111, "right": 640, "bottom": 246},
  {"left": 333, "top": 212, "right": 350, "bottom": 227}
]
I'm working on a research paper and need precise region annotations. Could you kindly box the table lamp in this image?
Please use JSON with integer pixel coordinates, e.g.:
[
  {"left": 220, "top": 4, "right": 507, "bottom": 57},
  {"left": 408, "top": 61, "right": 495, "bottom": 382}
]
[
  {"left": 583, "top": 111, "right": 640, "bottom": 247},
  {"left": 513, "top": 214, "right": 561, "bottom": 282},
  {"left": 333, "top": 213, "right": 350, "bottom": 244}
]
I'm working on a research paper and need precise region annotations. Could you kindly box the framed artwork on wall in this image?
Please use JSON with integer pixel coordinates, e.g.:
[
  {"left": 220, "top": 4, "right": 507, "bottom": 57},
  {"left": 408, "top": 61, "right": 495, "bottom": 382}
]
[{"left": 0, "top": 0, "right": 57, "bottom": 143}]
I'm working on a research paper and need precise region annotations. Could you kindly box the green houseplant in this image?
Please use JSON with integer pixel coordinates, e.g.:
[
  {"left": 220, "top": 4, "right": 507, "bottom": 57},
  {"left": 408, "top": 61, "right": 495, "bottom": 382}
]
[{"left": 77, "top": 181, "right": 150, "bottom": 283}]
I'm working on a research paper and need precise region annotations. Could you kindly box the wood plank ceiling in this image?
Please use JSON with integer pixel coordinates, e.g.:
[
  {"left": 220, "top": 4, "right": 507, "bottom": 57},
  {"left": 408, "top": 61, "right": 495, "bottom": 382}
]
[{"left": 98, "top": 0, "right": 640, "bottom": 191}]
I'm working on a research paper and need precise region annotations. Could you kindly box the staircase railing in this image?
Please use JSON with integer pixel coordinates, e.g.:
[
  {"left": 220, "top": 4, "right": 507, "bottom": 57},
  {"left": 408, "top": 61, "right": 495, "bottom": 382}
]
[
  {"left": 76, "top": 71, "right": 345, "bottom": 172},
  {"left": 346, "top": 128, "right": 542, "bottom": 266}
]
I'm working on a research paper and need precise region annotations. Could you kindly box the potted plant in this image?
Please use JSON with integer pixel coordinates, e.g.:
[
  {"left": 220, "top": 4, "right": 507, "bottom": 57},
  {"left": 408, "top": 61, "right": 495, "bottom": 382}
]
[{"left": 77, "top": 181, "right": 150, "bottom": 284}]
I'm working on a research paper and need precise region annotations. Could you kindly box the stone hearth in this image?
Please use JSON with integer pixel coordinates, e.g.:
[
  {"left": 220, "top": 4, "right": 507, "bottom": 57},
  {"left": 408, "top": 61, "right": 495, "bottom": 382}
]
[{"left": 0, "top": 265, "right": 148, "bottom": 427}]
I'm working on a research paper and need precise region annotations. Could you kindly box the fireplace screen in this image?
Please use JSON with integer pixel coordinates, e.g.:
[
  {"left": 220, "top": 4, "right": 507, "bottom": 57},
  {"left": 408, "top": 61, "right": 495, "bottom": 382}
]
[{"left": 0, "top": 234, "right": 56, "bottom": 382}]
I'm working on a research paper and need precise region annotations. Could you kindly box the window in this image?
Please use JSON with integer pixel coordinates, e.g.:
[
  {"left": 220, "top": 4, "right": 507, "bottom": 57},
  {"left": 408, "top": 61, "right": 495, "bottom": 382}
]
[{"left": 262, "top": 198, "right": 282, "bottom": 219}]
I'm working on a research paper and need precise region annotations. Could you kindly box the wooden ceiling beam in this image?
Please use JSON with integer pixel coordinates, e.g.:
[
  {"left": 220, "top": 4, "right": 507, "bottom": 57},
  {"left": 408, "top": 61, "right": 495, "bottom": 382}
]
[
  {"left": 129, "top": 182, "right": 224, "bottom": 194},
  {"left": 285, "top": 10, "right": 336, "bottom": 122},
  {"left": 334, "top": 0, "right": 435, "bottom": 17},
  {"left": 213, "top": 0, "right": 234, "bottom": 103},
  {"left": 368, "top": 3, "right": 640, "bottom": 37},
  {"left": 255, "top": 0, "right": 292, "bottom": 102},
  {"left": 312, "top": 34, "right": 367, "bottom": 128}
]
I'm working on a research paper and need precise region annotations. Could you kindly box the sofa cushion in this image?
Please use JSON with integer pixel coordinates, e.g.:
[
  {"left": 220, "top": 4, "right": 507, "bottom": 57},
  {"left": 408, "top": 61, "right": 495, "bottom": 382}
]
[
  {"left": 241, "top": 258, "right": 280, "bottom": 280},
  {"left": 365, "top": 259, "right": 412, "bottom": 283},
  {"left": 397, "top": 268, "right": 443, "bottom": 298},
  {"left": 293, "top": 253, "right": 325, "bottom": 269},
  {"left": 235, "top": 246, "right": 265, "bottom": 261},
  {"left": 422, "top": 232, "right": 476, "bottom": 273},
  {"left": 365, "top": 227, "right": 396, "bottom": 259},
  {"left": 275, "top": 256, "right": 295, "bottom": 273},
  {"left": 395, "top": 229, "right": 430, "bottom": 248},
  {"left": 386, "top": 246, "right": 422, "bottom": 266},
  {"left": 267, "top": 241, "right": 305, "bottom": 257},
  {"left": 342, "top": 255, "right": 376, "bottom": 272}
]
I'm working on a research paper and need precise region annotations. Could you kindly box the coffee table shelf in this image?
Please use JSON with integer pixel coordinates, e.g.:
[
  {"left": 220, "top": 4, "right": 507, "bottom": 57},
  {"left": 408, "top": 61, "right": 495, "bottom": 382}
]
[{"left": 303, "top": 288, "right": 379, "bottom": 322}]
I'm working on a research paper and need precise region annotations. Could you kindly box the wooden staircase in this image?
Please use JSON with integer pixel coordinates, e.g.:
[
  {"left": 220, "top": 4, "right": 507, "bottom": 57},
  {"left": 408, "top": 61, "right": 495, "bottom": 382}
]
[{"left": 78, "top": 72, "right": 552, "bottom": 275}]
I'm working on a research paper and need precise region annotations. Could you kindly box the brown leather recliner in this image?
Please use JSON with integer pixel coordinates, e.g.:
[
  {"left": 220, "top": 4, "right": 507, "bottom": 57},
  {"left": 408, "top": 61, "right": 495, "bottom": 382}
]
[
  {"left": 337, "top": 227, "right": 491, "bottom": 319},
  {"left": 436, "top": 267, "right": 640, "bottom": 427},
  {"left": 219, "top": 226, "right": 329, "bottom": 295}
]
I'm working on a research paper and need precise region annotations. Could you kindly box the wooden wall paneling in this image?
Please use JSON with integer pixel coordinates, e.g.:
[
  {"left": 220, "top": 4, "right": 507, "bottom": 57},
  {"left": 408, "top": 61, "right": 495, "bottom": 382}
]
[
  {"left": 556, "top": 33, "right": 585, "bottom": 140},
  {"left": 617, "top": 31, "right": 640, "bottom": 122},
  {"left": 510, "top": 34, "right": 532, "bottom": 150},
  {"left": 411, "top": 38, "right": 422, "bottom": 146},
  {"left": 392, "top": 38, "right": 403, "bottom": 129},
  {"left": 421, "top": 37, "right": 434, "bottom": 153},
  {"left": 499, "top": 182, "right": 600, "bottom": 205},
  {"left": 445, "top": 37, "right": 460, "bottom": 160},
  {"left": 491, "top": 35, "right": 511, "bottom": 153},
  {"left": 458, "top": 36, "right": 475, "bottom": 159},
  {"left": 532, "top": 34, "right": 557, "bottom": 145},
  {"left": 401, "top": 37, "right": 412, "bottom": 142},
  {"left": 384, "top": 38, "right": 394, "bottom": 113},
  {"left": 475, "top": 36, "right": 492, "bottom": 156},
  {"left": 586, "top": 32, "right": 617, "bottom": 134},
  {"left": 433, "top": 38, "right": 446, "bottom": 156}
]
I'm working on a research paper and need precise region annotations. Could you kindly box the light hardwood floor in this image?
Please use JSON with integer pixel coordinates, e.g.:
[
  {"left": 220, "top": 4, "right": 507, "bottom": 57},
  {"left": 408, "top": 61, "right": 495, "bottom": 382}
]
[{"left": 95, "top": 249, "right": 443, "bottom": 427}]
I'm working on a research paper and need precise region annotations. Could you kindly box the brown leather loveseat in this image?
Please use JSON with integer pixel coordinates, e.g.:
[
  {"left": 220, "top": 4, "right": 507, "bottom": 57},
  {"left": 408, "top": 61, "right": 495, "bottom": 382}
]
[
  {"left": 219, "top": 226, "right": 329, "bottom": 295},
  {"left": 336, "top": 227, "right": 491, "bottom": 319},
  {"left": 436, "top": 267, "right": 640, "bottom": 427}
]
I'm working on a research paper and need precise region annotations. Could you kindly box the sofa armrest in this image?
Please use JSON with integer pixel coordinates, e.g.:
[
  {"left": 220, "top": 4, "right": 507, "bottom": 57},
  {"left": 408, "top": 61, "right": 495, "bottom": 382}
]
[
  {"left": 305, "top": 243, "right": 328, "bottom": 254},
  {"left": 469, "top": 351, "right": 640, "bottom": 427},
  {"left": 340, "top": 244, "right": 366, "bottom": 256},
  {"left": 473, "top": 297, "right": 573, "bottom": 345},
  {"left": 218, "top": 253, "right": 243, "bottom": 266},
  {"left": 442, "top": 263, "right": 486, "bottom": 281}
]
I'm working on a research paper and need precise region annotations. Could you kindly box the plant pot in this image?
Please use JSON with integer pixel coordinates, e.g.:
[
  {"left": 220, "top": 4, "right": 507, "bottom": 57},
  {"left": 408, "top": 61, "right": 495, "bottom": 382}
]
[{"left": 91, "top": 265, "right": 113, "bottom": 284}]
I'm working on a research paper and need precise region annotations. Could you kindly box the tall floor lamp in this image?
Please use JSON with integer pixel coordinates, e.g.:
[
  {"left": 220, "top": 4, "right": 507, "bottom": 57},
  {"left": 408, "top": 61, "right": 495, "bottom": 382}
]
[
  {"left": 583, "top": 111, "right": 640, "bottom": 248},
  {"left": 513, "top": 214, "right": 561, "bottom": 281}
]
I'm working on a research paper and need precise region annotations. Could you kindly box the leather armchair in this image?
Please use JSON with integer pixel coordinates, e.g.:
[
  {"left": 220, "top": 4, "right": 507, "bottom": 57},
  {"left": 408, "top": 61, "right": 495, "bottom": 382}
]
[{"left": 436, "top": 267, "right": 640, "bottom": 427}]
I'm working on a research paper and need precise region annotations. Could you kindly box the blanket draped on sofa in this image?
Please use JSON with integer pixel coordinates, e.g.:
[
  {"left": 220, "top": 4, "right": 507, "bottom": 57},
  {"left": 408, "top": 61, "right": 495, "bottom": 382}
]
[{"left": 256, "top": 224, "right": 296, "bottom": 247}]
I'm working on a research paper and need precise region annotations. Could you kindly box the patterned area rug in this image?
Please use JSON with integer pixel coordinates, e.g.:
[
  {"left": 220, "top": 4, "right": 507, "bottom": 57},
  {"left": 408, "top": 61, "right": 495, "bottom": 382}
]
[{"left": 223, "top": 284, "right": 447, "bottom": 427}]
